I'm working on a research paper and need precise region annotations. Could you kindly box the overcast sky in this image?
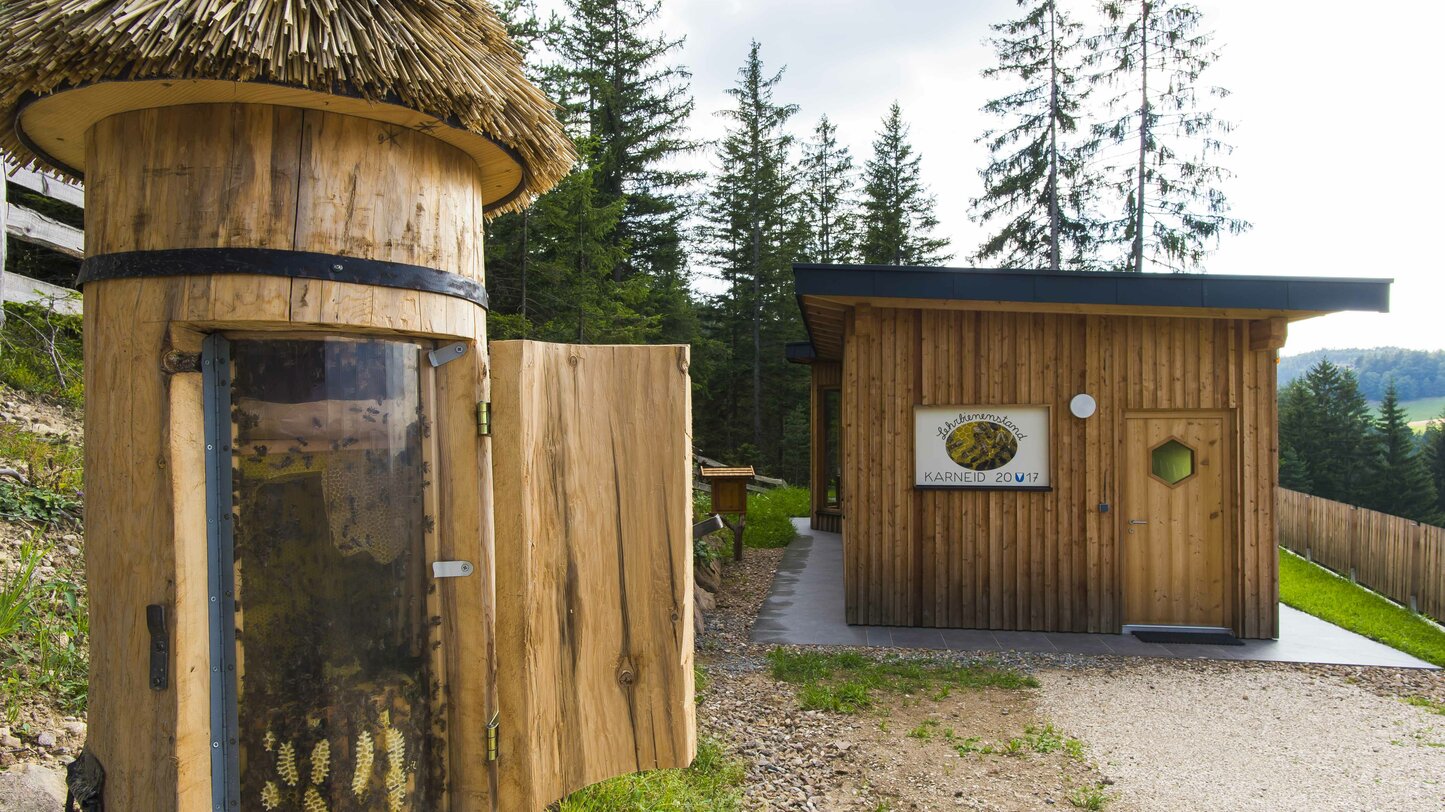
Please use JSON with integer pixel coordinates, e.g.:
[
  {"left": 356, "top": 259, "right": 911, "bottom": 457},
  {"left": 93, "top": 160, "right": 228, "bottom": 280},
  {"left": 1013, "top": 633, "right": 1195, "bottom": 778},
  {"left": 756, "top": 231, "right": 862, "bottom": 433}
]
[{"left": 547, "top": 0, "right": 1444, "bottom": 356}]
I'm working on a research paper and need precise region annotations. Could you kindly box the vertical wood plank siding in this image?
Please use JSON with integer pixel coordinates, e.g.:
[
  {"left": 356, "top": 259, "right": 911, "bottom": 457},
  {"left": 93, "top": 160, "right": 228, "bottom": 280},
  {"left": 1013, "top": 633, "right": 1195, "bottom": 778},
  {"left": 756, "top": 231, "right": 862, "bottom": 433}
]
[
  {"left": 841, "top": 307, "right": 1279, "bottom": 638},
  {"left": 809, "top": 362, "right": 843, "bottom": 532}
]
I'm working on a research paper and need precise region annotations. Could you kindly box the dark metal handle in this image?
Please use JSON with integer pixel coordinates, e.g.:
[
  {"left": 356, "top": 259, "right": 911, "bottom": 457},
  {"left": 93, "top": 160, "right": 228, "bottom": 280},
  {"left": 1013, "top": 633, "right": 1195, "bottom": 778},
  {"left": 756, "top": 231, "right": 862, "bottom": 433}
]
[
  {"left": 146, "top": 604, "right": 168, "bottom": 691},
  {"left": 1128, "top": 519, "right": 1149, "bottom": 525}
]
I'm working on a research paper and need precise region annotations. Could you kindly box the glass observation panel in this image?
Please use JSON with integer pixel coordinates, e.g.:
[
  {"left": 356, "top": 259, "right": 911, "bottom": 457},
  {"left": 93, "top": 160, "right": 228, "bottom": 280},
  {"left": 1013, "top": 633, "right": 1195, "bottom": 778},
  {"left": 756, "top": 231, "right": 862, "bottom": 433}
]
[
  {"left": 1150, "top": 438, "right": 1196, "bottom": 486},
  {"left": 823, "top": 388, "right": 842, "bottom": 508},
  {"left": 228, "top": 337, "right": 438, "bottom": 811}
]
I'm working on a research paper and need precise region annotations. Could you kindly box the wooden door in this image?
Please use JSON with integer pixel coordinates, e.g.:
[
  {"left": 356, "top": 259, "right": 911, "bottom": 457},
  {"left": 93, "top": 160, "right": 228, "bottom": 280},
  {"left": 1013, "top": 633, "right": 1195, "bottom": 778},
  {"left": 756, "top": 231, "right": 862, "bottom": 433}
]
[
  {"left": 1122, "top": 414, "right": 1231, "bottom": 628},
  {"left": 491, "top": 340, "right": 696, "bottom": 811}
]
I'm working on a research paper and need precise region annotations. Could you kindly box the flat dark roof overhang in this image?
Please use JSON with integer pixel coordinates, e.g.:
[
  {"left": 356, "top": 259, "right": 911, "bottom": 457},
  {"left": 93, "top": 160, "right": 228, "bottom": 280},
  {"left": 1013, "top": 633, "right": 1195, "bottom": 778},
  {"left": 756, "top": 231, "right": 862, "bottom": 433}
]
[{"left": 790, "top": 264, "right": 1392, "bottom": 362}]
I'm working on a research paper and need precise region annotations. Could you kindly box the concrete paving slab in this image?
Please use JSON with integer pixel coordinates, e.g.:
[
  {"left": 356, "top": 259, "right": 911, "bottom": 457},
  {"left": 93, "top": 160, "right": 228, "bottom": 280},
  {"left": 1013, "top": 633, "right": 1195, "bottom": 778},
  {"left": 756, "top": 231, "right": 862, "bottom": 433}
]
[
  {"left": 889, "top": 627, "right": 948, "bottom": 649},
  {"left": 749, "top": 521, "right": 1437, "bottom": 669},
  {"left": 940, "top": 629, "right": 1003, "bottom": 652}
]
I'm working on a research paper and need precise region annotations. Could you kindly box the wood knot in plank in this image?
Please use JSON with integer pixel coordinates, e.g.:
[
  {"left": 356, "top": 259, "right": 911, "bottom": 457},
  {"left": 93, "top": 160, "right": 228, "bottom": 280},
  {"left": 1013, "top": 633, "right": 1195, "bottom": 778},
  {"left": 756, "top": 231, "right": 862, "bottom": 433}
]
[{"left": 616, "top": 656, "right": 636, "bottom": 687}]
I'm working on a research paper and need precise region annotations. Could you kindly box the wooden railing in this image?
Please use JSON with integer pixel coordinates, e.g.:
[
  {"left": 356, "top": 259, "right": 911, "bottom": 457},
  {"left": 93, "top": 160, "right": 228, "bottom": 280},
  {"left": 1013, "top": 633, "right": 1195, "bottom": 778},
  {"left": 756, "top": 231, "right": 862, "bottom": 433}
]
[
  {"left": 1278, "top": 487, "right": 1445, "bottom": 624},
  {"left": 2, "top": 162, "right": 85, "bottom": 317}
]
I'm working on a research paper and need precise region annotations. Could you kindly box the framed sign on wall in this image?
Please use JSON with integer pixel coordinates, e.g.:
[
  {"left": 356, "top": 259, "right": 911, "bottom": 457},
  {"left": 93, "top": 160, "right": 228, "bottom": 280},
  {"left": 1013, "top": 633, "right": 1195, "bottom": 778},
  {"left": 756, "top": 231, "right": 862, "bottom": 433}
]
[{"left": 915, "top": 405, "right": 1051, "bottom": 490}]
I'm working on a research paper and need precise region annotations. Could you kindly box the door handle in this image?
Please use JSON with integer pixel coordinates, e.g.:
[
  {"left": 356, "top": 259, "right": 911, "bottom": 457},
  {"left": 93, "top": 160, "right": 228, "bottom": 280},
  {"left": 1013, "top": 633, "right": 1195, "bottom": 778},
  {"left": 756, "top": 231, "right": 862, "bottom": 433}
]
[{"left": 1128, "top": 519, "right": 1148, "bottom": 525}]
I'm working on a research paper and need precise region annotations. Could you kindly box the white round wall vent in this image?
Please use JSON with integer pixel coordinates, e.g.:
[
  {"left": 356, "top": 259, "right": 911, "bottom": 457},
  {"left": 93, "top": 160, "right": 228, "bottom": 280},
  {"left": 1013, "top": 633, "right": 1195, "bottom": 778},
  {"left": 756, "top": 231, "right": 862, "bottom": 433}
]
[{"left": 1069, "top": 393, "right": 1097, "bottom": 419}]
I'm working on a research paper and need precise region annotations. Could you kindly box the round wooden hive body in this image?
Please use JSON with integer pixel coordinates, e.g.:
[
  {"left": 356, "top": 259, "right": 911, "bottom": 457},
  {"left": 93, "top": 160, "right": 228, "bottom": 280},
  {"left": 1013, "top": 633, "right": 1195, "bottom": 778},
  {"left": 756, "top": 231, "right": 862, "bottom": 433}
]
[{"left": 80, "top": 102, "right": 494, "bottom": 810}]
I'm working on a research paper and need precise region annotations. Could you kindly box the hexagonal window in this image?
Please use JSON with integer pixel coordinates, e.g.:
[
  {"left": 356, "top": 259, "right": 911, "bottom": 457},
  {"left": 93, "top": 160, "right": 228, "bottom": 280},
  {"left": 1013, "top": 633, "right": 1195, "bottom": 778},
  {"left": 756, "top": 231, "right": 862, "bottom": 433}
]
[{"left": 1150, "top": 439, "right": 1196, "bottom": 486}]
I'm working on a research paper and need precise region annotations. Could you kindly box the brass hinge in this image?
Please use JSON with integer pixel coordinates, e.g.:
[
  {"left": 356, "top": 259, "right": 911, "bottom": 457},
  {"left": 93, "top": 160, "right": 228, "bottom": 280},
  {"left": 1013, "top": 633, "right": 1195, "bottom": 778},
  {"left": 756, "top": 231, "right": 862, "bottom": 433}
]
[
  {"left": 486, "top": 712, "right": 499, "bottom": 762},
  {"left": 476, "top": 401, "right": 491, "bottom": 436}
]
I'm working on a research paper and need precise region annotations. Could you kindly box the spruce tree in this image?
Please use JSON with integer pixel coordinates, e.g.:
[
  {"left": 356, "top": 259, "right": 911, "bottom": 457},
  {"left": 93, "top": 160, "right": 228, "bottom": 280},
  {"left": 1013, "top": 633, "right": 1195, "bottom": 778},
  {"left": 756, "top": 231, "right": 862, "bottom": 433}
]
[
  {"left": 1278, "top": 378, "right": 1314, "bottom": 491},
  {"left": 1278, "top": 441, "right": 1309, "bottom": 492},
  {"left": 1423, "top": 409, "right": 1445, "bottom": 520},
  {"left": 1366, "top": 383, "right": 1437, "bottom": 522},
  {"left": 487, "top": 0, "right": 695, "bottom": 345},
  {"left": 859, "top": 103, "right": 952, "bottom": 266},
  {"left": 487, "top": 139, "right": 650, "bottom": 343},
  {"left": 697, "top": 41, "right": 808, "bottom": 470},
  {"left": 799, "top": 115, "right": 859, "bottom": 264},
  {"left": 971, "top": 0, "right": 1092, "bottom": 270},
  {"left": 1087, "top": 0, "right": 1249, "bottom": 272},
  {"left": 558, "top": 0, "right": 700, "bottom": 301},
  {"left": 1282, "top": 360, "right": 1375, "bottom": 503}
]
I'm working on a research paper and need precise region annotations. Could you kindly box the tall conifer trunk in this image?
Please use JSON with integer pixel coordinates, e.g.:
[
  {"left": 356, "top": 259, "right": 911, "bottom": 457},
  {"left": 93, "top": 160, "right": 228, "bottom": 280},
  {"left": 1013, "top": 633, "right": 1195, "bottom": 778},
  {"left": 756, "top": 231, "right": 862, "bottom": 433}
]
[
  {"left": 1047, "top": 0, "right": 1061, "bottom": 270},
  {"left": 752, "top": 223, "right": 763, "bottom": 450},
  {"left": 1133, "top": 0, "right": 1150, "bottom": 273}
]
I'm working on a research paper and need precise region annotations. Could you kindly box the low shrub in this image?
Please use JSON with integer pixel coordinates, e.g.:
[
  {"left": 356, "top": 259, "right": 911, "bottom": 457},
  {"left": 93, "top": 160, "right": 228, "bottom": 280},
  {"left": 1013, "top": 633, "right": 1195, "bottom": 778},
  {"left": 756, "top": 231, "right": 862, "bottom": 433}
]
[
  {"left": 740, "top": 486, "right": 809, "bottom": 549},
  {"left": 0, "top": 301, "right": 84, "bottom": 409}
]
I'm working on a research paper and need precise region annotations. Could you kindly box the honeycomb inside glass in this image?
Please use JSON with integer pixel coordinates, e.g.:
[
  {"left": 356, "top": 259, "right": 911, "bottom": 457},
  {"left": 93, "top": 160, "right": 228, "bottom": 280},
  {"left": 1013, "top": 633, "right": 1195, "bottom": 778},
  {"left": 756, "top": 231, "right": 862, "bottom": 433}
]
[{"left": 228, "top": 337, "right": 439, "bottom": 810}]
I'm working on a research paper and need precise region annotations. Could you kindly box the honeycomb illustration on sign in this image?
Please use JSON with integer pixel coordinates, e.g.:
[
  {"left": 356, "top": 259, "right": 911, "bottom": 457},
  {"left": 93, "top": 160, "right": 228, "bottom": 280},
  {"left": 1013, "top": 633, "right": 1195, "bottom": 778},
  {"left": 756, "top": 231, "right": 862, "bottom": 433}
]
[{"left": 945, "top": 420, "right": 1020, "bottom": 471}]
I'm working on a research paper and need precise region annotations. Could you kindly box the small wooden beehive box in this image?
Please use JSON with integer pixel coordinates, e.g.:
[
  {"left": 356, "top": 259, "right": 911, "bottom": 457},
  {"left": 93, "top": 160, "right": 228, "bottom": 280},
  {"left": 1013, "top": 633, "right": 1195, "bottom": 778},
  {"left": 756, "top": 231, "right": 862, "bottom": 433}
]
[{"left": 699, "top": 467, "right": 755, "bottom": 515}]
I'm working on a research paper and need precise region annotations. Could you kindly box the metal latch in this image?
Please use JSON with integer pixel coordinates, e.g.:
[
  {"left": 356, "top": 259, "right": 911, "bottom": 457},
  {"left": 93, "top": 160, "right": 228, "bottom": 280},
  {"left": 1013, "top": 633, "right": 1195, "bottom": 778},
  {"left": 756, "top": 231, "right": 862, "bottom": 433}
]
[
  {"left": 427, "top": 342, "right": 468, "bottom": 367},
  {"left": 432, "top": 560, "right": 475, "bottom": 578},
  {"left": 146, "top": 604, "right": 168, "bottom": 691},
  {"left": 486, "top": 712, "right": 499, "bottom": 762},
  {"left": 476, "top": 401, "right": 491, "bottom": 436}
]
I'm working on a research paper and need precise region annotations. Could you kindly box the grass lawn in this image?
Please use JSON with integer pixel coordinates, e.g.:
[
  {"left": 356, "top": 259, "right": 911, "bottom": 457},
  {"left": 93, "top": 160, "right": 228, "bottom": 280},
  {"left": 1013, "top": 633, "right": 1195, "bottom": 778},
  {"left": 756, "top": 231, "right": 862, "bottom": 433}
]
[
  {"left": 1279, "top": 548, "right": 1445, "bottom": 667},
  {"left": 1382, "top": 394, "right": 1445, "bottom": 424}
]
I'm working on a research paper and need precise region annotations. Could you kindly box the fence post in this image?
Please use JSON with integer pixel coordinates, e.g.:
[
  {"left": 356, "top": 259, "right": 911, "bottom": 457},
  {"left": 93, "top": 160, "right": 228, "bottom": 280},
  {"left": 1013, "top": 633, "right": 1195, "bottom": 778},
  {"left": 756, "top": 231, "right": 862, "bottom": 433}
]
[
  {"left": 1, "top": 170, "right": 7, "bottom": 327},
  {"left": 1349, "top": 505, "right": 1359, "bottom": 583},
  {"left": 1409, "top": 522, "right": 1421, "bottom": 615}
]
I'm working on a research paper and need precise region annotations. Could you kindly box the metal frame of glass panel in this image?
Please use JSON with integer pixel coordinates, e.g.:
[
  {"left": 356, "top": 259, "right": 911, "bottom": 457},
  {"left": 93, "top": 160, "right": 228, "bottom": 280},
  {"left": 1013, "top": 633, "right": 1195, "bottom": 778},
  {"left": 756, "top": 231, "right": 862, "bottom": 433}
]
[{"left": 202, "top": 334, "right": 242, "bottom": 811}]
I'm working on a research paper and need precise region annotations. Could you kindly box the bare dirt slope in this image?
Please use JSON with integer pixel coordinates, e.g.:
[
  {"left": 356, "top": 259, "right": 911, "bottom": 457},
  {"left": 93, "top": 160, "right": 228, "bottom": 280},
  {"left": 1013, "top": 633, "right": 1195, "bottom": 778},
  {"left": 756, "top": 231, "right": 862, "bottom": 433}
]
[{"left": 0, "top": 385, "right": 86, "bottom": 773}]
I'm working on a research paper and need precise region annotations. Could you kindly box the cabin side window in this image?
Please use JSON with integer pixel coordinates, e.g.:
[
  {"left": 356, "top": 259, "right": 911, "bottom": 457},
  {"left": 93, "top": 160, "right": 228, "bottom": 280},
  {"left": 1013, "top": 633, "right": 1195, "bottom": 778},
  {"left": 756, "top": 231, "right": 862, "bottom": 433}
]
[{"left": 823, "top": 388, "right": 842, "bottom": 509}]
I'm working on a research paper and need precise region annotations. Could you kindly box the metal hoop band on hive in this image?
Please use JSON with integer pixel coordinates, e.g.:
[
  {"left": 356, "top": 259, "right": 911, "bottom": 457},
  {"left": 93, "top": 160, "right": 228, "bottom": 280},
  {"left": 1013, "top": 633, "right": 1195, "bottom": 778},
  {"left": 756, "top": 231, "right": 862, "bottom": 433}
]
[{"left": 78, "top": 248, "right": 490, "bottom": 309}]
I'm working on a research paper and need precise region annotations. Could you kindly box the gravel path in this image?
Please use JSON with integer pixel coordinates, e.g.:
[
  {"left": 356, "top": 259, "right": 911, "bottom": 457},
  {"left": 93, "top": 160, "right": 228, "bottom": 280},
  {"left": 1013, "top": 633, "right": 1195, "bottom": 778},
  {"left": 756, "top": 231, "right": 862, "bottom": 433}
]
[
  {"left": 702, "top": 541, "right": 1444, "bottom": 810},
  {"left": 1039, "top": 661, "right": 1445, "bottom": 812}
]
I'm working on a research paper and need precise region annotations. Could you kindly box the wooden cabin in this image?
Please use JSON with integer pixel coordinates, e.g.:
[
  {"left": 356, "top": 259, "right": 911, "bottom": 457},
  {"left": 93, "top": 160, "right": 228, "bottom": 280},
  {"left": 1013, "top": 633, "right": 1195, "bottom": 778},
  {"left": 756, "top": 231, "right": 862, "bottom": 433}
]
[{"left": 788, "top": 264, "right": 1390, "bottom": 639}]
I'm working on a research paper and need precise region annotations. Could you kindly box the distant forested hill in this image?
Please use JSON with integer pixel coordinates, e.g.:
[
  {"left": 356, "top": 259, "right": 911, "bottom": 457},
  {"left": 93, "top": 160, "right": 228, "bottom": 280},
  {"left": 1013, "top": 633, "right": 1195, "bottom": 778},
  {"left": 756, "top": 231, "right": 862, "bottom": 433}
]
[{"left": 1279, "top": 348, "right": 1445, "bottom": 401}]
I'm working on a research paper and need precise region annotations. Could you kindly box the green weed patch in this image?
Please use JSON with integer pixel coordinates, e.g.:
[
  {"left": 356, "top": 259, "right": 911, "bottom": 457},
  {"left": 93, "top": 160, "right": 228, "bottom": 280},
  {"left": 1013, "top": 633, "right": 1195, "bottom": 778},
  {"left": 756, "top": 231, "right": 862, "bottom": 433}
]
[
  {"left": 0, "top": 423, "right": 83, "bottom": 492},
  {"left": 0, "top": 535, "right": 89, "bottom": 721},
  {"left": 767, "top": 648, "right": 1037, "bottom": 714},
  {"left": 556, "top": 736, "right": 745, "bottom": 811}
]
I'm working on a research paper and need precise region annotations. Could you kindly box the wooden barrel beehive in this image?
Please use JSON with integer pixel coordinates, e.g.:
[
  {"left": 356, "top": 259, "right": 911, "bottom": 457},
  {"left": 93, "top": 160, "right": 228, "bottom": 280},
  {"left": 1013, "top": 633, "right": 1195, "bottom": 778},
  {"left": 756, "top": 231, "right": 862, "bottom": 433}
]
[{"left": 0, "top": 3, "right": 574, "bottom": 809}]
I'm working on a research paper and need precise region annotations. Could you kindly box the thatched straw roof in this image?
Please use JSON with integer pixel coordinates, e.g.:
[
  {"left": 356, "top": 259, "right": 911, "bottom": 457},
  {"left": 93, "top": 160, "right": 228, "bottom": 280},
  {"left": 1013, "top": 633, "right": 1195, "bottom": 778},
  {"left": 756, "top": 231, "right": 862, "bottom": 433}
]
[{"left": 0, "top": 0, "right": 575, "bottom": 215}]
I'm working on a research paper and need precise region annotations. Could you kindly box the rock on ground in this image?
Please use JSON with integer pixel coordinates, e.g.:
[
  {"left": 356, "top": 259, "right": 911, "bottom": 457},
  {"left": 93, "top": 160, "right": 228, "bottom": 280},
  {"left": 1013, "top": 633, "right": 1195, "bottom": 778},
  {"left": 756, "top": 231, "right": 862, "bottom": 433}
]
[{"left": 0, "top": 763, "right": 65, "bottom": 812}]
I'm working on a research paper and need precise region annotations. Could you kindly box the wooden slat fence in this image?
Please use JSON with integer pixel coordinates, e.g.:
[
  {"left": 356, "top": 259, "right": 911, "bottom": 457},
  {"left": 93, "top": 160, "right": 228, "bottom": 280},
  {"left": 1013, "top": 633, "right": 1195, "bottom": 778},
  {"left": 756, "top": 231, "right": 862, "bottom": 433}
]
[
  {"left": 1278, "top": 487, "right": 1445, "bottom": 623},
  {"left": 2, "top": 161, "right": 85, "bottom": 321}
]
